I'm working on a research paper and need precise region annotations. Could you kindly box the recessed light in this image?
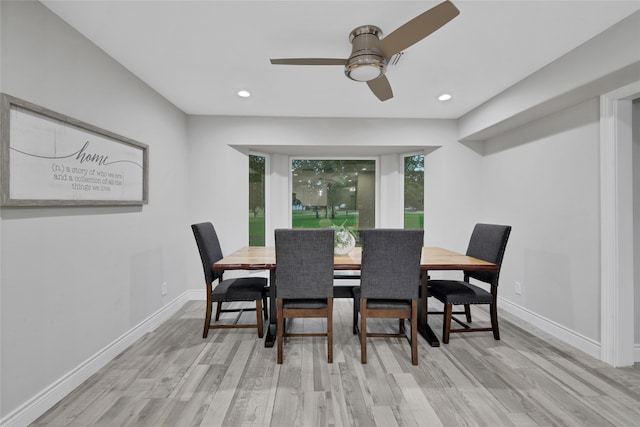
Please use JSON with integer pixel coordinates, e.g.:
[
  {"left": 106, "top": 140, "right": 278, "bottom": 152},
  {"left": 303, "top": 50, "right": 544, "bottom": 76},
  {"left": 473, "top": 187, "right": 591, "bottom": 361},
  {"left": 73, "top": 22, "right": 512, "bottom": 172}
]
[
  {"left": 438, "top": 93, "right": 452, "bottom": 101},
  {"left": 237, "top": 90, "right": 251, "bottom": 98}
]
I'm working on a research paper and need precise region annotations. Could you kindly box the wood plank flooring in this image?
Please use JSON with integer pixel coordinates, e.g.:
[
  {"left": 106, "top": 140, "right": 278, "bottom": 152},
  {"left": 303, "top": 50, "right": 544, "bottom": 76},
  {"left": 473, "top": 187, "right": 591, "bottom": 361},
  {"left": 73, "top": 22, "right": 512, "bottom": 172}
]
[{"left": 31, "top": 300, "right": 640, "bottom": 426}]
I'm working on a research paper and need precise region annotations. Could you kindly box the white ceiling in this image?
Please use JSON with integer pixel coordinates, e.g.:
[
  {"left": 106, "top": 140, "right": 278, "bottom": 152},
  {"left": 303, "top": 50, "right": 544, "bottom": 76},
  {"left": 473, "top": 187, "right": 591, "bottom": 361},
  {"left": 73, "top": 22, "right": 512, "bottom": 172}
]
[{"left": 42, "top": 0, "right": 640, "bottom": 119}]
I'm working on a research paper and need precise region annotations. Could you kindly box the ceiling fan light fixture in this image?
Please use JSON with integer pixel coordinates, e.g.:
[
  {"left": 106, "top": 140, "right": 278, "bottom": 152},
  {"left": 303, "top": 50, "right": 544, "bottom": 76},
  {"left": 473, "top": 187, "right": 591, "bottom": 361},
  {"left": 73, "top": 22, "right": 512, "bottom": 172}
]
[
  {"left": 345, "top": 62, "right": 384, "bottom": 82},
  {"left": 345, "top": 25, "right": 386, "bottom": 82}
]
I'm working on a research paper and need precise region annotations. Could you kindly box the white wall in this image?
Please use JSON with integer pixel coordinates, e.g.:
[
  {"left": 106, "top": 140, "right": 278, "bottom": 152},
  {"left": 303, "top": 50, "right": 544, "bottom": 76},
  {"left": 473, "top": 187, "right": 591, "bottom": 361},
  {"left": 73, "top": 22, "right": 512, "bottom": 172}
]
[
  {"left": 458, "top": 11, "right": 640, "bottom": 142},
  {"left": 482, "top": 99, "right": 601, "bottom": 341},
  {"left": 424, "top": 138, "right": 485, "bottom": 252},
  {"left": 0, "top": 1, "right": 190, "bottom": 419},
  {"left": 633, "top": 99, "right": 640, "bottom": 345}
]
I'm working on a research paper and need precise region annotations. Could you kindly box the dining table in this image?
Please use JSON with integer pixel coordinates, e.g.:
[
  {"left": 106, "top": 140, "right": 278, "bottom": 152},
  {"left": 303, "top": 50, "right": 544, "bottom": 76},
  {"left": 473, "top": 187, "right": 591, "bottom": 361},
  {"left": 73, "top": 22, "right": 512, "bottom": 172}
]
[{"left": 213, "top": 246, "right": 498, "bottom": 348}]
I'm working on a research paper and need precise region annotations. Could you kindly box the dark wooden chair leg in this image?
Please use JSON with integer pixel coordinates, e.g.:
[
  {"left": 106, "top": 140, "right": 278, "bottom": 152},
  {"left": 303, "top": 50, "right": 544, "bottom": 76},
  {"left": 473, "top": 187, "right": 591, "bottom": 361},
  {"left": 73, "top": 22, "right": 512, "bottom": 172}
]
[
  {"left": 443, "top": 304, "right": 453, "bottom": 344},
  {"left": 411, "top": 299, "right": 418, "bottom": 365},
  {"left": 399, "top": 318, "right": 405, "bottom": 335},
  {"left": 256, "top": 299, "right": 264, "bottom": 338},
  {"left": 277, "top": 299, "right": 284, "bottom": 364},
  {"left": 327, "top": 298, "right": 333, "bottom": 363},
  {"left": 361, "top": 299, "right": 367, "bottom": 364},
  {"left": 203, "top": 292, "right": 213, "bottom": 338},
  {"left": 353, "top": 301, "right": 358, "bottom": 334},
  {"left": 215, "top": 301, "right": 222, "bottom": 321},
  {"left": 464, "top": 304, "right": 472, "bottom": 323},
  {"left": 490, "top": 302, "right": 500, "bottom": 340},
  {"left": 202, "top": 302, "right": 211, "bottom": 338}
]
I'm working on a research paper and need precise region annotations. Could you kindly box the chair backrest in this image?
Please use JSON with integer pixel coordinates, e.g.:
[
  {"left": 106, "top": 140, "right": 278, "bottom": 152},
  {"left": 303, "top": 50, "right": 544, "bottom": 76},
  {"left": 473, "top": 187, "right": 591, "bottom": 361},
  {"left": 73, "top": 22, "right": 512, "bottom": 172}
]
[
  {"left": 359, "top": 229, "right": 424, "bottom": 300},
  {"left": 191, "top": 222, "right": 225, "bottom": 284},
  {"left": 274, "top": 228, "right": 335, "bottom": 299},
  {"left": 465, "top": 223, "right": 512, "bottom": 286}
]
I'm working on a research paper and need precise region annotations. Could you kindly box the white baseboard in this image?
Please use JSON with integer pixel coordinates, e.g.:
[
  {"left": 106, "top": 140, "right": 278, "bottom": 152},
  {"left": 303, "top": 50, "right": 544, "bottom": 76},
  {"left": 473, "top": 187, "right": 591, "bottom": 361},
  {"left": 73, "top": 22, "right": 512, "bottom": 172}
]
[
  {"left": 187, "top": 288, "right": 206, "bottom": 300},
  {"left": 498, "top": 297, "right": 601, "bottom": 360},
  {"left": 0, "top": 292, "right": 191, "bottom": 427}
]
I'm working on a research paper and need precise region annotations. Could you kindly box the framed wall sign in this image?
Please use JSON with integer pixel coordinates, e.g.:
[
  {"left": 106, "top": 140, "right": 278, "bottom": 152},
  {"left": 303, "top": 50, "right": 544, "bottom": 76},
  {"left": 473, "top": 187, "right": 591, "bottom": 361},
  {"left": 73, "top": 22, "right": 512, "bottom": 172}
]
[{"left": 0, "top": 93, "right": 148, "bottom": 206}]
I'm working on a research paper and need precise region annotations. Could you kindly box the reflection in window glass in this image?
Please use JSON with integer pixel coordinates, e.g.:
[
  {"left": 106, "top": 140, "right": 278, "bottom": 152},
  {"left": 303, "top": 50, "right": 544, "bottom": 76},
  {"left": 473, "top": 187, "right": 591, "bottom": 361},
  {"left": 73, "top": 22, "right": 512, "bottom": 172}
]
[
  {"left": 291, "top": 159, "right": 376, "bottom": 241},
  {"left": 249, "top": 154, "right": 265, "bottom": 246},
  {"left": 404, "top": 154, "right": 424, "bottom": 230}
]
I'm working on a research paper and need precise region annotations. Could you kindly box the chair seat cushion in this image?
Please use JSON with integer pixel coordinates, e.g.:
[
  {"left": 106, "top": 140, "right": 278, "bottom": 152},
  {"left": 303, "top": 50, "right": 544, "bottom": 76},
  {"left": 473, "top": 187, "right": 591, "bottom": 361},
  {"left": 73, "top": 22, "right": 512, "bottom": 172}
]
[
  {"left": 282, "top": 299, "right": 328, "bottom": 309},
  {"left": 212, "top": 277, "right": 267, "bottom": 302},
  {"left": 428, "top": 280, "right": 493, "bottom": 305},
  {"left": 352, "top": 287, "right": 412, "bottom": 310}
]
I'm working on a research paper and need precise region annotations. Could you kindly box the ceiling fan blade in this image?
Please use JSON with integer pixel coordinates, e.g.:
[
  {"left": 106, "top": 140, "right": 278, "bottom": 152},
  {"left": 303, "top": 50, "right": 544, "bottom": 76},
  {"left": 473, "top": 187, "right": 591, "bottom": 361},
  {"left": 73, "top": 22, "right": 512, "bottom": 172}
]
[
  {"left": 378, "top": 0, "right": 460, "bottom": 58},
  {"left": 367, "top": 75, "right": 393, "bottom": 101},
  {"left": 270, "top": 58, "right": 348, "bottom": 66}
]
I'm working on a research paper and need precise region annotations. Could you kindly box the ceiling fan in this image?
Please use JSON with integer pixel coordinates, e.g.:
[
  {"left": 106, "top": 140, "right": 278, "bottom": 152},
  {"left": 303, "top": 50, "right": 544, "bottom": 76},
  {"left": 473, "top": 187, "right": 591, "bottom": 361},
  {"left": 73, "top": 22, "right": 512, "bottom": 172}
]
[{"left": 270, "top": 0, "right": 460, "bottom": 102}]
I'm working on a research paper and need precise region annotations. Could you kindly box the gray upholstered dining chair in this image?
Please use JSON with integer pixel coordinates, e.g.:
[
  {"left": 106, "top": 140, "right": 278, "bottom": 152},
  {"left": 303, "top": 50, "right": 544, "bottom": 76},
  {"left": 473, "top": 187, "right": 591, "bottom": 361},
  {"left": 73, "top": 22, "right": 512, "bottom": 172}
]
[
  {"left": 352, "top": 229, "right": 424, "bottom": 365},
  {"left": 191, "top": 222, "right": 268, "bottom": 339},
  {"left": 428, "top": 223, "right": 511, "bottom": 343},
  {"left": 274, "top": 228, "right": 335, "bottom": 364}
]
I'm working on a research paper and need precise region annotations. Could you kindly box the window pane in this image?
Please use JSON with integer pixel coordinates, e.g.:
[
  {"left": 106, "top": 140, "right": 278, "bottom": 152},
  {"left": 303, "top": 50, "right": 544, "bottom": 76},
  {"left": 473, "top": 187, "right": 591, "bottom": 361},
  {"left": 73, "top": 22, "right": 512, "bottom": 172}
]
[
  {"left": 249, "top": 154, "right": 265, "bottom": 246},
  {"left": 291, "top": 159, "right": 375, "bottom": 241},
  {"left": 404, "top": 154, "right": 424, "bottom": 230}
]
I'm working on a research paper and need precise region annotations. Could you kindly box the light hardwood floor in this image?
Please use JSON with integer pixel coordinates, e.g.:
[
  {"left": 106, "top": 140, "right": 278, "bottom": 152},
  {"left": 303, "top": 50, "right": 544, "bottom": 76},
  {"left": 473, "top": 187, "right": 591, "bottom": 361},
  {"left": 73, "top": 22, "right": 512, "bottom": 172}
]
[{"left": 32, "top": 300, "right": 640, "bottom": 426}]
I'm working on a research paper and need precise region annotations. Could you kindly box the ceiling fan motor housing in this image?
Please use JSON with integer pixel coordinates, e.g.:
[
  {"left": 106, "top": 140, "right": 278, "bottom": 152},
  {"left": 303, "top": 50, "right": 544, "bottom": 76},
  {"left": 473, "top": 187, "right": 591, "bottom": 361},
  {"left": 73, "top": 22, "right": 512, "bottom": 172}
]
[{"left": 345, "top": 25, "right": 387, "bottom": 82}]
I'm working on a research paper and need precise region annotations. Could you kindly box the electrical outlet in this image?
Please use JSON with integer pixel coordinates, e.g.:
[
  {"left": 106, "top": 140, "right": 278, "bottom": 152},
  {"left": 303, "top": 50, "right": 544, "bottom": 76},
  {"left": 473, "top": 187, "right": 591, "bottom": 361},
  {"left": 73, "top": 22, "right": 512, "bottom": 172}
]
[
  {"left": 515, "top": 281, "right": 522, "bottom": 295},
  {"left": 161, "top": 281, "right": 167, "bottom": 296}
]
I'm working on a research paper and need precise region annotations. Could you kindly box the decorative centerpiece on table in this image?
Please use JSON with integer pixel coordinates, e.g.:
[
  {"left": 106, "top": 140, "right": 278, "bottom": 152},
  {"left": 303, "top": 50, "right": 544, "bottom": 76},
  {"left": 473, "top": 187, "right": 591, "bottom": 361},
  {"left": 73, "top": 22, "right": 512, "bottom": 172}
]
[{"left": 320, "top": 219, "right": 357, "bottom": 255}]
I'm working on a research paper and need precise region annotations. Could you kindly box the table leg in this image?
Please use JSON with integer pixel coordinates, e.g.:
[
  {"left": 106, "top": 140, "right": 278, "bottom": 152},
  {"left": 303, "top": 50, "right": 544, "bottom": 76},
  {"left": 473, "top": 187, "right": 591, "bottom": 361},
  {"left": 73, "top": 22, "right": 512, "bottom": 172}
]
[
  {"left": 264, "top": 269, "right": 277, "bottom": 347},
  {"left": 419, "top": 270, "right": 440, "bottom": 347}
]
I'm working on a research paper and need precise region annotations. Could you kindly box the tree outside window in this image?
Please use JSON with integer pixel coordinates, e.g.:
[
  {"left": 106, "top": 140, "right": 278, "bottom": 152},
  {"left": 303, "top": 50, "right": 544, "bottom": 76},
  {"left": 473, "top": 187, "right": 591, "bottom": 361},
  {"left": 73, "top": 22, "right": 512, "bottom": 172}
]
[
  {"left": 249, "top": 154, "right": 265, "bottom": 246},
  {"left": 404, "top": 154, "right": 424, "bottom": 230},
  {"left": 291, "top": 159, "right": 376, "bottom": 242}
]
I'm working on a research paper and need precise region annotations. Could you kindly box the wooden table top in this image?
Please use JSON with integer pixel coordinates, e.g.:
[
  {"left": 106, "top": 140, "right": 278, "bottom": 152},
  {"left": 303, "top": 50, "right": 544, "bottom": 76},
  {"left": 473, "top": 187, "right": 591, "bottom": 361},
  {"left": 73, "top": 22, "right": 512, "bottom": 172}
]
[{"left": 213, "top": 246, "right": 497, "bottom": 272}]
